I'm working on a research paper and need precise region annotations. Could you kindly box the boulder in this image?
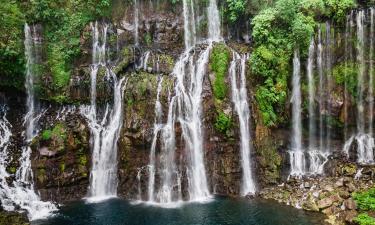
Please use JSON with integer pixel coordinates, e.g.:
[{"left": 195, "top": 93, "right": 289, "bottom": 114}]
[
  {"left": 343, "top": 198, "right": 357, "bottom": 210},
  {"left": 318, "top": 194, "right": 341, "bottom": 209}
]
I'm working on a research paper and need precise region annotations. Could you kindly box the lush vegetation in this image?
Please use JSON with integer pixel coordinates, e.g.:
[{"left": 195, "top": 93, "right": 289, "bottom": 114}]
[
  {"left": 250, "top": 0, "right": 355, "bottom": 126},
  {"left": 215, "top": 112, "right": 233, "bottom": 134},
  {"left": 0, "top": 0, "right": 111, "bottom": 101},
  {"left": 0, "top": 1, "right": 25, "bottom": 90},
  {"left": 353, "top": 188, "right": 375, "bottom": 211},
  {"left": 210, "top": 43, "right": 230, "bottom": 100},
  {"left": 353, "top": 188, "right": 375, "bottom": 224},
  {"left": 333, "top": 62, "right": 358, "bottom": 97},
  {"left": 41, "top": 123, "right": 67, "bottom": 151},
  {"left": 354, "top": 213, "right": 375, "bottom": 225}
]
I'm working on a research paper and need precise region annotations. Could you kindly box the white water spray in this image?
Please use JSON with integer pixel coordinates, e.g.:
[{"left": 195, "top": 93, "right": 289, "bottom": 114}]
[
  {"left": 229, "top": 52, "right": 256, "bottom": 195},
  {"left": 289, "top": 50, "right": 306, "bottom": 177},
  {"left": 82, "top": 22, "right": 126, "bottom": 202}
]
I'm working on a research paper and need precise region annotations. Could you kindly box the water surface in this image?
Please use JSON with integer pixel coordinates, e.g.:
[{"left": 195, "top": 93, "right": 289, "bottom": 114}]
[{"left": 33, "top": 197, "right": 324, "bottom": 225}]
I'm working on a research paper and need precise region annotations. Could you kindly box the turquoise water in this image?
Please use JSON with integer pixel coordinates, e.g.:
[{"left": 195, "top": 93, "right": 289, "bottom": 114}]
[{"left": 33, "top": 197, "right": 324, "bottom": 225}]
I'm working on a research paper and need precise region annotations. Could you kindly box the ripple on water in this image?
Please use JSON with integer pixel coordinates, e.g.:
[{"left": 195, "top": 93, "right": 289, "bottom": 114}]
[{"left": 32, "top": 197, "right": 324, "bottom": 225}]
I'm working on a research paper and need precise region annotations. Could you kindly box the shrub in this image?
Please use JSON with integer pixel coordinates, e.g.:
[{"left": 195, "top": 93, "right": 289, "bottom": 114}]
[
  {"left": 215, "top": 112, "right": 232, "bottom": 134},
  {"left": 353, "top": 188, "right": 375, "bottom": 211},
  {"left": 354, "top": 213, "right": 375, "bottom": 225}
]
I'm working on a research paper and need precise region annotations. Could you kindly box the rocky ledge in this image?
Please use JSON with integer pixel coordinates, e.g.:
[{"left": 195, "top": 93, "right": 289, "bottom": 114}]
[{"left": 260, "top": 163, "right": 375, "bottom": 225}]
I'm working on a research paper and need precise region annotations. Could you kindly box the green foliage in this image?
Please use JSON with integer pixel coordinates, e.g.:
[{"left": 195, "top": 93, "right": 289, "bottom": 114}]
[
  {"left": 250, "top": 0, "right": 354, "bottom": 126},
  {"left": 42, "top": 129, "right": 52, "bottom": 140},
  {"left": 333, "top": 62, "right": 358, "bottom": 98},
  {"left": 224, "top": 0, "right": 246, "bottom": 22},
  {"left": 353, "top": 188, "right": 375, "bottom": 211},
  {"left": 0, "top": 0, "right": 25, "bottom": 90},
  {"left": 325, "top": 0, "right": 356, "bottom": 22},
  {"left": 354, "top": 213, "right": 375, "bottom": 225},
  {"left": 19, "top": 0, "right": 111, "bottom": 100},
  {"left": 210, "top": 44, "right": 230, "bottom": 100},
  {"left": 42, "top": 123, "right": 67, "bottom": 152},
  {"left": 215, "top": 112, "right": 232, "bottom": 134}
]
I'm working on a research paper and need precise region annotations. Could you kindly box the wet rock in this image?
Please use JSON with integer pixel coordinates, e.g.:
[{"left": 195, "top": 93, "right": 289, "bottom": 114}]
[
  {"left": 343, "top": 198, "right": 356, "bottom": 210},
  {"left": 0, "top": 210, "right": 29, "bottom": 225},
  {"left": 343, "top": 210, "right": 358, "bottom": 223},
  {"left": 318, "top": 194, "right": 341, "bottom": 209},
  {"left": 39, "top": 147, "right": 58, "bottom": 157}
]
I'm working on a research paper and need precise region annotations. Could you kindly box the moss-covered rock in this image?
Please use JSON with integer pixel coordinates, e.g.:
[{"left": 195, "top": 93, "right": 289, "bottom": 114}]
[
  {"left": 0, "top": 211, "right": 29, "bottom": 225},
  {"left": 30, "top": 113, "right": 90, "bottom": 202}
]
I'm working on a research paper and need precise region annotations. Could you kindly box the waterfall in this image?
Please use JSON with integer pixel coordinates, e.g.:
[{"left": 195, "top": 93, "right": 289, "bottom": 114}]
[
  {"left": 289, "top": 50, "right": 306, "bottom": 177},
  {"left": 82, "top": 22, "right": 126, "bottom": 202},
  {"left": 183, "top": 0, "right": 197, "bottom": 49},
  {"left": 317, "top": 28, "right": 325, "bottom": 152},
  {"left": 207, "top": 0, "right": 221, "bottom": 41},
  {"left": 229, "top": 52, "right": 256, "bottom": 195},
  {"left": 357, "top": 10, "right": 365, "bottom": 134},
  {"left": 344, "top": 13, "right": 353, "bottom": 141},
  {"left": 0, "top": 105, "right": 14, "bottom": 209},
  {"left": 147, "top": 76, "right": 164, "bottom": 202},
  {"left": 343, "top": 9, "right": 375, "bottom": 164},
  {"left": 134, "top": 0, "right": 140, "bottom": 46},
  {"left": 325, "top": 22, "right": 333, "bottom": 151},
  {"left": 0, "top": 24, "right": 57, "bottom": 221},
  {"left": 305, "top": 35, "right": 329, "bottom": 175},
  {"left": 145, "top": 0, "right": 224, "bottom": 205},
  {"left": 307, "top": 38, "right": 316, "bottom": 150},
  {"left": 369, "top": 8, "right": 374, "bottom": 136}
]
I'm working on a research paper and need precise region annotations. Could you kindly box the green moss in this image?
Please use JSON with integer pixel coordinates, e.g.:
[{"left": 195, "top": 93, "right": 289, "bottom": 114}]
[
  {"left": 59, "top": 162, "right": 65, "bottom": 173},
  {"left": 210, "top": 43, "right": 230, "bottom": 100},
  {"left": 145, "top": 33, "right": 152, "bottom": 46},
  {"left": 79, "top": 155, "right": 87, "bottom": 165},
  {"left": 214, "top": 112, "right": 232, "bottom": 134},
  {"left": 354, "top": 213, "right": 375, "bottom": 225},
  {"left": 42, "top": 129, "right": 52, "bottom": 140},
  {"left": 256, "top": 137, "right": 282, "bottom": 183},
  {"left": 6, "top": 166, "right": 16, "bottom": 174}
]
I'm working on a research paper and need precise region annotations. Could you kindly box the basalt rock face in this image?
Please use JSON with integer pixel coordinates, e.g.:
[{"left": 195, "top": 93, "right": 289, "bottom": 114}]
[{"left": 30, "top": 110, "right": 91, "bottom": 203}]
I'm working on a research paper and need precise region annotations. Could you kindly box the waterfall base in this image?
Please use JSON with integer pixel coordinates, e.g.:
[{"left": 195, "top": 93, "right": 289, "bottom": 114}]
[{"left": 344, "top": 133, "right": 375, "bottom": 165}]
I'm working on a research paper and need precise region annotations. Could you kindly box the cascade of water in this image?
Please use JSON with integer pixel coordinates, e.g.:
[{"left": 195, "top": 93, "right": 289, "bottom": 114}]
[
  {"left": 0, "top": 105, "right": 14, "bottom": 209},
  {"left": 183, "top": 0, "right": 197, "bottom": 49},
  {"left": 177, "top": 45, "right": 211, "bottom": 201},
  {"left": 344, "top": 13, "right": 352, "bottom": 141},
  {"left": 369, "top": 8, "right": 374, "bottom": 136},
  {"left": 207, "top": 0, "right": 221, "bottom": 41},
  {"left": 305, "top": 37, "right": 328, "bottom": 175},
  {"left": 317, "top": 28, "right": 325, "bottom": 153},
  {"left": 134, "top": 0, "right": 140, "bottom": 46},
  {"left": 145, "top": 0, "right": 223, "bottom": 204},
  {"left": 343, "top": 9, "right": 375, "bottom": 165},
  {"left": 325, "top": 22, "right": 333, "bottom": 151},
  {"left": 289, "top": 50, "right": 306, "bottom": 177},
  {"left": 137, "top": 168, "right": 142, "bottom": 200},
  {"left": 147, "top": 76, "right": 164, "bottom": 202},
  {"left": 357, "top": 10, "right": 366, "bottom": 134},
  {"left": 307, "top": 38, "right": 316, "bottom": 150},
  {"left": 229, "top": 52, "right": 255, "bottom": 195},
  {"left": 0, "top": 24, "right": 57, "bottom": 221},
  {"left": 82, "top": 22, "right": 126, "bottom": 202}
]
